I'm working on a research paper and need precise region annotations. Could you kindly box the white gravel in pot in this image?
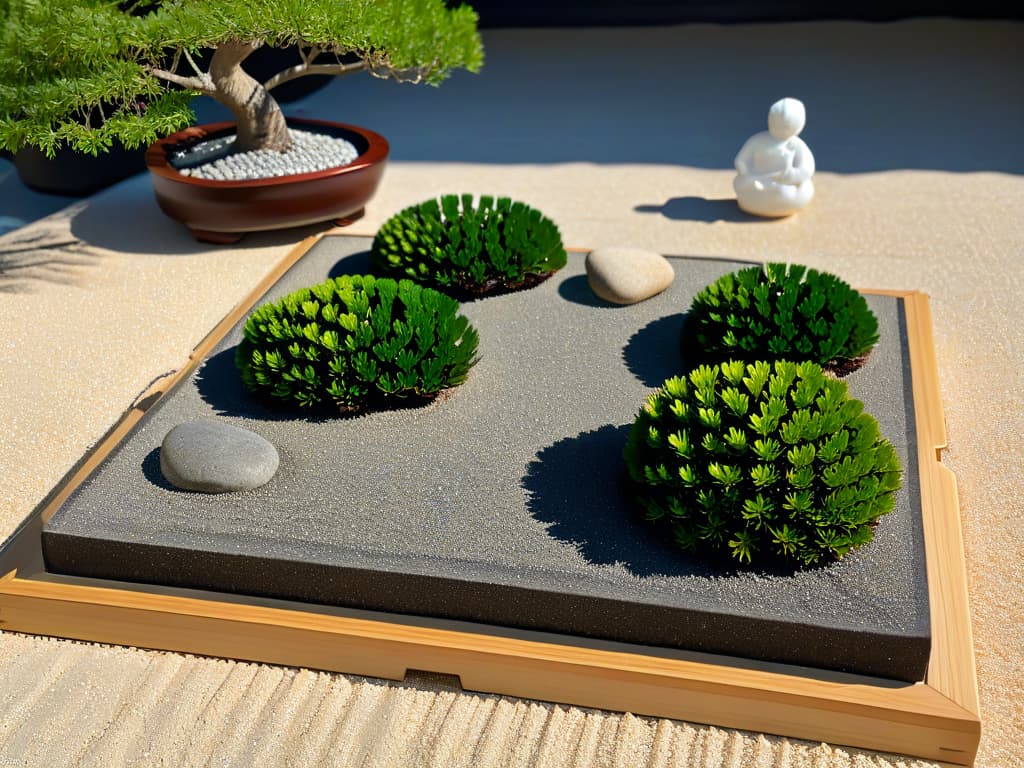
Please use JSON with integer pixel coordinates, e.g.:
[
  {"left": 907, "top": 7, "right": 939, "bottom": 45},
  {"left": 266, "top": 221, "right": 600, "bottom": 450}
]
[{"left": 170, "top": 129, "right": 359, "bottom": 181}]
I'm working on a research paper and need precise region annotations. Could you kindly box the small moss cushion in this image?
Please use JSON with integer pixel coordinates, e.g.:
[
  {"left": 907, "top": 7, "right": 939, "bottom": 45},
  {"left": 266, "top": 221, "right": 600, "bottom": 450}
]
[
  {"left": 237, "top": 275, "right": 479, "bottom": 412},
  {"left": 371, "top": 194, "right": 567, "bottom": 295},
  {"left": 682, "top": 263, "right": 880, "bottom": 373},
  {"left": 623, "top": 360, "right": 902, "bottom": 567}
]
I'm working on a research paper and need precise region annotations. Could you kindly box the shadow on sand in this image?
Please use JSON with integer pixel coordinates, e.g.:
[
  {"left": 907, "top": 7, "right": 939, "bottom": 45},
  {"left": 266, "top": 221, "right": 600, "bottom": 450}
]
[
  {"left": 522, "top": 424, "right": 730, "bottom": 578},
  {"left": 634, "top": 197, "right": 765, "bottom": 223}
]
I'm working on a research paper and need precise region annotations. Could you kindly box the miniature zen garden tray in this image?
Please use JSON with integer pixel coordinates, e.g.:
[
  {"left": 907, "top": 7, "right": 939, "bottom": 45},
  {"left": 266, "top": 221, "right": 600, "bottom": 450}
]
[
  {"left": 0, "top": 233, "right": 980, "bottom": 766},
  {"left": 43, "top": 235, "right": 929, "bottom": 679}
]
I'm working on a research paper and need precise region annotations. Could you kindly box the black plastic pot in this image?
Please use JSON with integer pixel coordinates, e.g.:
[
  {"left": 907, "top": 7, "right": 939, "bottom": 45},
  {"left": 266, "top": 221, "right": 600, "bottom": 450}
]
[{"left": 14, "top": 141, "right": 147, "bottom": 197}]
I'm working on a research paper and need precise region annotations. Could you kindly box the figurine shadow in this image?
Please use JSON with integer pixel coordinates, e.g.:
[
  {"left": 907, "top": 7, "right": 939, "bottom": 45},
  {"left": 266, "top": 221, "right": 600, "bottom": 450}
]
[
  {"left": 634, "top": 198, "right": 764, "bottom": 224},
  {"left": 623, "top": 313, "right": 689, "bottom": 388},
  {"left": 523, "top": 424, "right": 732, "bottom": 579}
]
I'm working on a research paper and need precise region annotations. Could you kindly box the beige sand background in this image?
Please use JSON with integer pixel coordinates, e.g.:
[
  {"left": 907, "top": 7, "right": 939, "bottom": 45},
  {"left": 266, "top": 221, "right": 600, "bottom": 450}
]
[{"left": 1, "top": 19, "right": 1022, "bottom": 768}]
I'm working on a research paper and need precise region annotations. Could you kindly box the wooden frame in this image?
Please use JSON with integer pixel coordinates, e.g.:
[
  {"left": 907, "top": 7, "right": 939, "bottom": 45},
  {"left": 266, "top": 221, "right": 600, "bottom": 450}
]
[{"left": 0, "top": 233, "right": 980, "bottom": 765}]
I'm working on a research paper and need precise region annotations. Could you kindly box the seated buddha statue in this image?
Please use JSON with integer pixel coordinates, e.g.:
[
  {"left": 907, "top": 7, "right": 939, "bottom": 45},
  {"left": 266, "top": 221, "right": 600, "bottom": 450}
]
[{"left": 733, "top": 97, "right": 815, "bottom": 217}]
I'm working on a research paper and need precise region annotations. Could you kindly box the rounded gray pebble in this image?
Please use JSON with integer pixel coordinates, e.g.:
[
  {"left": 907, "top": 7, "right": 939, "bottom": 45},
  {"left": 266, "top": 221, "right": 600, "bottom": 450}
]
[
  {"left": 160, "top": 420, "right": 279, "bottom": 493},
  {"left": 585, "top": 246, "right": 675, "bottom": 305}
]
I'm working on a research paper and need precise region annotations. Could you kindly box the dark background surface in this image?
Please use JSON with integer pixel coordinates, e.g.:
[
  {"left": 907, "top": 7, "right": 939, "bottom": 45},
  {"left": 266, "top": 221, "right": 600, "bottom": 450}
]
[{"left": 468, "top": 0, "right": 1024, "bottom": 26}]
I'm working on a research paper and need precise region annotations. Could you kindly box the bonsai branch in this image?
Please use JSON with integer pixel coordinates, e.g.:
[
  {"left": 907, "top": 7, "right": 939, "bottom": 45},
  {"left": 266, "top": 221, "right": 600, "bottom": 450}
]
[
  {"left": 183, "top": 48, "right": 206, "bottom": 78},
  {"left": 263, "top": 60, "right": 368, "bottom": 92},
  {"left": 148, "top": 66, "right": 215, "bottom": 95},
  {"left": 300, "top": 45, "right": 322, "bottom": 65},
  {"left": 367, "top": 64, "right": 425, "bottom": 85}
]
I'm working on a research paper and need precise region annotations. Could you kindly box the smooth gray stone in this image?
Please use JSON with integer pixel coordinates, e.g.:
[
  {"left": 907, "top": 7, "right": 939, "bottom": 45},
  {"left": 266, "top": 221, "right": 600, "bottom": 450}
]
[
  {"left": 586, "top": 247, "right": 675, "bottom": 305},
  {"left": 160, "top": 420, "right": 278, "bottom": 493}
]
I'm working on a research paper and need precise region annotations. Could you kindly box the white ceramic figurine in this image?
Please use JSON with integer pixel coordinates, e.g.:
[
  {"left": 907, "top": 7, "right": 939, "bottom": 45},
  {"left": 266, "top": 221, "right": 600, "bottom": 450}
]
[{"left": 733, "top": 97, "right": 815, "bottom": 217}]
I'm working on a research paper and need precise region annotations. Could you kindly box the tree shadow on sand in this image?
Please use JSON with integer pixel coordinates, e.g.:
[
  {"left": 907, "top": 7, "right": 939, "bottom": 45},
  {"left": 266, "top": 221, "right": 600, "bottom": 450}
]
[{"left": 0, "top": 229, "right": 100, "bottom": 293}]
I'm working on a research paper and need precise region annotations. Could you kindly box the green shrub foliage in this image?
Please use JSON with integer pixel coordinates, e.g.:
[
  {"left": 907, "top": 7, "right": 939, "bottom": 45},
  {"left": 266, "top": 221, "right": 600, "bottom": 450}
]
[
  {"left": 371, "top": 194, "right": 567, "bottom": 296},
  {"left": 623, "top": 360, "right": 902, "bottom": 567},
  {"left": 682, "top": 264, "right": 880, "bottom": 373},
  {"left": 0, "top": 0, "right": 482, "bottom": 156},
  {"left": 236, "top": 274, "right": 478, "bottom": 412}
]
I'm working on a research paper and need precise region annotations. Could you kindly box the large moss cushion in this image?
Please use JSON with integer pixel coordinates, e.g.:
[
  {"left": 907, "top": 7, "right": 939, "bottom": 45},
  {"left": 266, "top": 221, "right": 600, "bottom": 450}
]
[
  {"left": 623, "top": 360, "right": 902, "bottom": 567},
  {"left": 236, "top": 274, "right": 479, "bottom": 413},
  {"left": 682, "top": 263, "right": 880, "bottom": 374},
  {"left": 371, "top": 194, "right": 567, "bottom": 296}
]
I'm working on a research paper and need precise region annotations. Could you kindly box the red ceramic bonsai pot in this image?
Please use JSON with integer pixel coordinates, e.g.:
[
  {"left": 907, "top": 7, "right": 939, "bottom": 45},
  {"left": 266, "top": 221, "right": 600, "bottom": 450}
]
[{"left": 145, "top": 117, "right": 388, "bottom": 243}]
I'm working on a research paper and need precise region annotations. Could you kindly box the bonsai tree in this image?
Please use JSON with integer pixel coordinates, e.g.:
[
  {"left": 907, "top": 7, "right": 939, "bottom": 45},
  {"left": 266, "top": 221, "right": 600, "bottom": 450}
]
[{"left": 0, "top": 0, "right": 483, "bottom": 157}]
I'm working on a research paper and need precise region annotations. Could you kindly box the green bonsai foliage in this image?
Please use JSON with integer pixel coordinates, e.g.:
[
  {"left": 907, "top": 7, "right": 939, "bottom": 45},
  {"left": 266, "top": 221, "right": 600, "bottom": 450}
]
[
  {"left": 236, "top": 274, "right": 478, "bottom": 412},
  {"left": 371, "top": 194, "right": 568, "bottom": 296},
  {"left": 0, "top": 0, "right": 482, "bottom": 156},
  {"left": 682, "top": 264, "right": 880, "bottom": 373},
  {"left": 623, "top": 360, "right": 902, "bottom": 567}
]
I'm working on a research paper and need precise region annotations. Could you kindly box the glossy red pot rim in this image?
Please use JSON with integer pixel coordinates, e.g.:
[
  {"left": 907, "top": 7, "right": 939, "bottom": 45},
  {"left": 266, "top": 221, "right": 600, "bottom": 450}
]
[{"left": 145, "top": 118, "right": 390, "bottom": 190}]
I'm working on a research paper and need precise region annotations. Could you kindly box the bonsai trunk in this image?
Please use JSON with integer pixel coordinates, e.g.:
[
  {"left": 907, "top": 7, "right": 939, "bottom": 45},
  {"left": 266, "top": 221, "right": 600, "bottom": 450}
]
[{"left": 209, "top": 41, "right": 292, "bottom": 153}]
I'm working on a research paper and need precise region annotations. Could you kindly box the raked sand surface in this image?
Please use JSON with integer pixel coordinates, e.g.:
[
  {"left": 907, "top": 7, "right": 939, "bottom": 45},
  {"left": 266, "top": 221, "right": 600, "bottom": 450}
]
[{"left": 1, "top": 19, "right": 1023, "bottom": 768}]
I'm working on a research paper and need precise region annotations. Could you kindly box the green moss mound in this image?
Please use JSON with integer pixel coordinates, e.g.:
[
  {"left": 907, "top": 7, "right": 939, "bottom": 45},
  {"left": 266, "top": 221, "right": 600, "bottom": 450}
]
[
  {"left": 682, "top": 264, "right": 880, "bottom": 373},
  {"left": 371, "top": 194, "right": 567, "bottom": 296},
  {"left": 623, "top": 360, "right": 902, "bottom": 567},
  {"left": 236, "top": 274, "right": 478, "bottom": 412}
]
